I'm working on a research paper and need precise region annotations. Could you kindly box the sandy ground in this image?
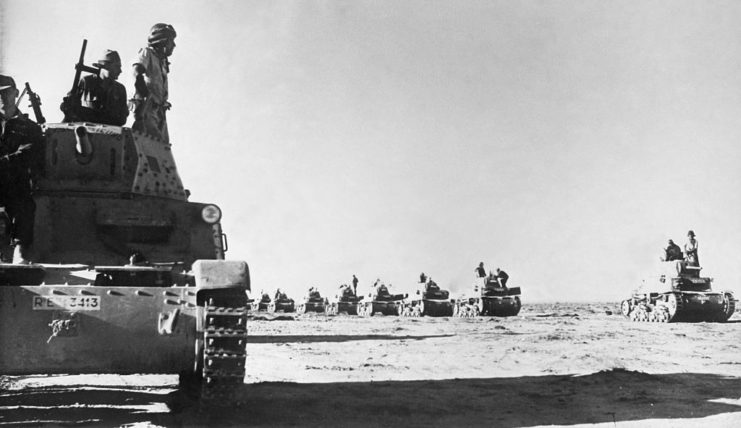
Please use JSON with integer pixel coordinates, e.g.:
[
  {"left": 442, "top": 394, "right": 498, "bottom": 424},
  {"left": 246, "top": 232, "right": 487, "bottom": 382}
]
[{"left": 1, "top": 302, "right": 740, "bottom": 427}]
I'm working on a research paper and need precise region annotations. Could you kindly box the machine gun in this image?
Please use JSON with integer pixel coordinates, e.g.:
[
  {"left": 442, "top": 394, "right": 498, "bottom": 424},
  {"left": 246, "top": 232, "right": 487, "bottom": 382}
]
[
  {"left": 15, "top": 82, "right": 46, "bottom": 124},
  {"left": 61, "top": 39, "right": 100, "bottom": 122},
  {"left": 24, "top": 83, "right": 45, "bottom": 124}
]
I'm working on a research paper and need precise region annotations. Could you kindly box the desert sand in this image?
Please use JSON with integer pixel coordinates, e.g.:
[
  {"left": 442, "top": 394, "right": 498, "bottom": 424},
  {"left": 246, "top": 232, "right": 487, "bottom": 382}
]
[{"left": 1, "top": 302, "right": 740, "bottom": 427}]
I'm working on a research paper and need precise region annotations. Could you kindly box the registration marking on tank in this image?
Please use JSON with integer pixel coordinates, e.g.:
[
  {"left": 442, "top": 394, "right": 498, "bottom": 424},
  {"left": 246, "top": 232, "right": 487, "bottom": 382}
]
[{"left": 32, "top": 296, "right": 101, "bottom": 311}]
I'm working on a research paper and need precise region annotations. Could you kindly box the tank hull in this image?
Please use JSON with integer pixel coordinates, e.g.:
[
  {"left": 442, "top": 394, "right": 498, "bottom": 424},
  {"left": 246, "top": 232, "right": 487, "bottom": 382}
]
[
  {"left": 359, "top": 300, "right": 402, "bottom": 316},
  {"left": 0, "top": 285, "right": 195, "bottom": 374}
]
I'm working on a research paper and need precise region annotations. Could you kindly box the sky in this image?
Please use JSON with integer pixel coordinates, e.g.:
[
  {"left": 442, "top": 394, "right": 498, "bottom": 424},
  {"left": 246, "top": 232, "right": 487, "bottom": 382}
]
[{"left": 2, "top": 0, "right": 741, "bottom": 302}]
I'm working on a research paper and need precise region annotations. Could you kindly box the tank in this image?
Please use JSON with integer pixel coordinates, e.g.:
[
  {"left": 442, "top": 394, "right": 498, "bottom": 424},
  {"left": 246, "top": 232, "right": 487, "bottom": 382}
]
[
  {"left": 297, "top": 288, "right": 327, "bottom": 314},
  {"left": 454, "top": 276, "right": 522, "bottom": 317},
  {"left": 400, "top": 279, "right": 454, "bottom": 317},
  {"left": 251, "top": 291, "right": 271, "bottom": 312},
  {"left": 0, "top": 122, "right": 250, "bottom": 403},
  {"left": 621, "top": 261, "right": 736, "bottom": 322},
  {"left": 326, "top": 284, "right": 363, "bottom": 315},
  {"left": 357, "top": 282, "right": 406, "bottom": 316},
  {"left": 268, "top": 290, "right": 295, "bottom": 313}
]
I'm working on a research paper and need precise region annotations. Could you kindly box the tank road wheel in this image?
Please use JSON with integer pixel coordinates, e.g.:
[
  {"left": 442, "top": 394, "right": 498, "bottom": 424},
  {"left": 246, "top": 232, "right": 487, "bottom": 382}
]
[
  {"left": 666, "top": 293, "right": 682, "bottom": 322},
  {"left": 620, "top": 300, "right": 632, "bottom": 317},
  {"left": 655, "top": 305, "right": 669, "bottom": 322},
  {"left": 718, "top": 293, "right": 736, "bottom": 322},
  {"left": 511, "top": 296, "right": 522, "bottom": 316}
]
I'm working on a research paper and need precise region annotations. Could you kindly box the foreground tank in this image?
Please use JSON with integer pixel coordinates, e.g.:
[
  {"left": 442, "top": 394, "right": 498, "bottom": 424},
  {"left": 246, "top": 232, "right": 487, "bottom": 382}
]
[
  {"left": 358, "top": 283, "right": 406, "bottom": 316},
  {"left": 621, "top": 261, "right": 736, "bottom": 323},
  {"left": 0, "top": 123, "right": 250, "bottom": 404},
  {"left": 454, "top": 277, "right": 522, "bottom": 317},
  {"left": 297, "top": 288, "right": 327, "bottom": 314},
  {"left": 326, "top": 285, "right": 363, "bottom": 315},
  {"left": 401, "top": 280, "right": 454, "bottom": 317}
]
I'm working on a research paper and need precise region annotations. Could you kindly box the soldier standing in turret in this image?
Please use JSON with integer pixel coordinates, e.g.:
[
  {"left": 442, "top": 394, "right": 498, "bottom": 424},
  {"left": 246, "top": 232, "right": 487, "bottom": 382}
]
[
  {"left": 0, "top": 75, "right": 44, "bottom": 264},
  {"left": 130, "top": 23, "right": 176, "bottom": 142}
]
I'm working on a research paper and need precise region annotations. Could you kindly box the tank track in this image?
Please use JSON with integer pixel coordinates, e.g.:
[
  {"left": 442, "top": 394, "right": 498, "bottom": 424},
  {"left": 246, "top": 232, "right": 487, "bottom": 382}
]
[{"left": 199, "top": 298, "right": 248, "bottom": 404}]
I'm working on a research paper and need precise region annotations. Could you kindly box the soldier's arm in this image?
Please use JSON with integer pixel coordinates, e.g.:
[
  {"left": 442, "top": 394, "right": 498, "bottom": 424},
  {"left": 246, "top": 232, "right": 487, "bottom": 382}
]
[{"left": 133, "top": 64, "right": 149, "bottom": 98}]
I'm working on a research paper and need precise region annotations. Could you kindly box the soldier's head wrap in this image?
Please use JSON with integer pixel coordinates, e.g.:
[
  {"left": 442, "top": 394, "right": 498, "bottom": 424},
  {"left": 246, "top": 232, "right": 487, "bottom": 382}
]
[
  {"left": 148, "top": 23, "right": 177, "bottom": 46},
  {"left": 0, "top": 75, "right": 17, "bottom": 92},
  {"left": 93, "top": 50, "right": 122, "bottom": 68}
]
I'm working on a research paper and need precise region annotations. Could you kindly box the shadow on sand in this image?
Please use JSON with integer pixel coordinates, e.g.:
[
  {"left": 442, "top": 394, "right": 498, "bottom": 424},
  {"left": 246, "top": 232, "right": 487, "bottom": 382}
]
[
  {"left": 247, "top": 334, "right": 453, "bottom": 344},
  {"left": 3, "top": 370, "right": 739, "bottom": 427}
]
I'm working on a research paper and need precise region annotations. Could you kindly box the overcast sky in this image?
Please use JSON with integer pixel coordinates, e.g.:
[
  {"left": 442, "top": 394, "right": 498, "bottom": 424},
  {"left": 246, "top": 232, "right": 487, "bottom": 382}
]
[{"left": 2, "top": 1, "right": 741, "bottom": 302}]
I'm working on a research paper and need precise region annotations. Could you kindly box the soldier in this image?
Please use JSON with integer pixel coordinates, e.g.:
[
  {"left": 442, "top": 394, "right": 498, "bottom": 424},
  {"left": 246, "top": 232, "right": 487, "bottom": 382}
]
[
  {"left": 352, "top": 274, "right": 358, "bottom": 295},
  {"left": 496, "top": 268, "right": 509, "bottom": 288},
  {"left": 662, "top": 239, "right": 683, "bottom": 262},
  {"left": 475, "top": 262, "right": 486, "bottom": 278},
  {"left": 60, "top": 49, "right": 129, "bottom": 126},
  {"left": 0, "top": 75, "right": 44, "bottom": 264},
  {"left": 419, "top": 272, "right": 427, "bottom": 283},
  {"left": 684, "top": 230, "right": 699, "bottom": 267},
  {"left": 130, "top": 23, "right": 176, "bottom": 142}
]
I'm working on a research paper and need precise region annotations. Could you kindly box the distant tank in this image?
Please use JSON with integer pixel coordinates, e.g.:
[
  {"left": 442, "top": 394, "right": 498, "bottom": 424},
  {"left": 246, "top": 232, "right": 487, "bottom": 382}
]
[
  {"left": 297, "top": 287, "right": 327, "bottom": 314},
  {"left": 326, "top": 284, "right": 363, "bottom": 315},
  {"left": 252, "top": 292, "right": 271, "bottom": 312},
  {"left": 268, "top": 290, "right": 295, "bottom": 313},
  {"left": 0, "top": 122, "right": 250, "bottom": 403},
  {"left": 454, "top": 276, "right": 522, "bottom": 317},
  {"left": 401, "top": 279, "right": 454, "bottom": 317},
  {"left": 621, "top": 261, "right": 736, "bottom": 322},
  {"left": 358, "top": 282, "right": 406, "bottom": 316}
]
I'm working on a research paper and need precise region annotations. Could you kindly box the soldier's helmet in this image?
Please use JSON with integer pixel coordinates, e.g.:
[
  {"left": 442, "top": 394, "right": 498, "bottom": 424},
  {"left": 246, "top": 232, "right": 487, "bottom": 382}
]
[
  {"left": 0, "top": 75, "right": 17, "bottom": 92},
  {"left": 148, "top": 23, "right": 177, "bottom": 45},
  {"left": 93, "top": 50, "right": 122, "bottom": 68}
]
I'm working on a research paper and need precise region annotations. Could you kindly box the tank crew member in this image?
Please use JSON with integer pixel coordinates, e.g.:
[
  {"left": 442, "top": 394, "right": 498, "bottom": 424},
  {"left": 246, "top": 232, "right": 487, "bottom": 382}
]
[
  {"left": 496, "top": 268, "right": 509, "bottom": 288},
  {"left": 274, "top": 288, "right": 283, "bottom": 300},
  {"left": 127, "top": 250, "right": 148, "bottom": 265},
  {"left": 0, "top": 75, "right": 44, "bottom": 264},
  {"left": 662, "top": 239, "right": 683, "bottom": 262},
  {"left": 684, "top": 230, "right": 699, "bottom": 267},
  {"left": 352, "top": 274, "right": 358, "bottom": 295},
  {"left": 130, "top": 23, "right": 176, "bottom": 142},
  {"left": 475, "top": 262, "right": 486, "bottom": 278},
  {"left": 420, "top": 272, "right": 427, "bottom": 283},
  {"left": 60, "top": 49, "right": 129, "bottom": 126},
  {"left": 426, "top": 278, "right": 439, "bottom": 292}
]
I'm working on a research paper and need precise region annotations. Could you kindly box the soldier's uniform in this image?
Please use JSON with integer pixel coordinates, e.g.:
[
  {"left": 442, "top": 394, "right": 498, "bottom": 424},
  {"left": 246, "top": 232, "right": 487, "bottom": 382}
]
[
  {"left": 0, "top": 75, "right": 44, "bottom": 262},
  {"left": 61, "top": 50, "right": 128, "bottom": 126},
  {"left": 131, "top": 24, "right": 176, "bottom": 142}
]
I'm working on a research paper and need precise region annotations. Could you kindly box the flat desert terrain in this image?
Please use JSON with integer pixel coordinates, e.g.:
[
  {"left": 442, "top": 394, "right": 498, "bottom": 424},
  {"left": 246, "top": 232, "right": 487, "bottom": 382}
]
[{"left": 1, "top": 302, "right": 740, "bottom": 427}]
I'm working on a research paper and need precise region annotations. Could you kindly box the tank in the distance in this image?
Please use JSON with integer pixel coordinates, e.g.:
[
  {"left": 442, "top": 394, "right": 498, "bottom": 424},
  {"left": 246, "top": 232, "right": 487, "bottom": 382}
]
[
  {"left": 454, "top": 276, "right": 522, "bottom": 317},
  {"left": 357, "top": 281, "right": 406, "bottom": 316},
  {"left": 0, "top": 121, "right": 250, "bottom": 404},
  {"left": 621, "top": 260, "right": 736, "bottom": 323},
  {"left": 268, "top": 289, "right": 295, "bottom": 313},
  {"left": 326, "top": 284, "right": 363, "bottom": 315},
  {"left": 400, "top": 277, "right": 454, "bottom": 317},
  {"left": 297, "top": 287, "right": 327, "bottom": 314}
]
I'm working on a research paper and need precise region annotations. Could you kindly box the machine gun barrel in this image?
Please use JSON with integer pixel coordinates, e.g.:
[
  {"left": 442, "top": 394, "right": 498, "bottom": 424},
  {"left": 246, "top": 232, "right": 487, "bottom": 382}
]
[
  {"left": 69, "top": 39, "right": 100, "bottom": 94},
  {"left": 24, "top": 82, "right": 45, "bottom": 124}
]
